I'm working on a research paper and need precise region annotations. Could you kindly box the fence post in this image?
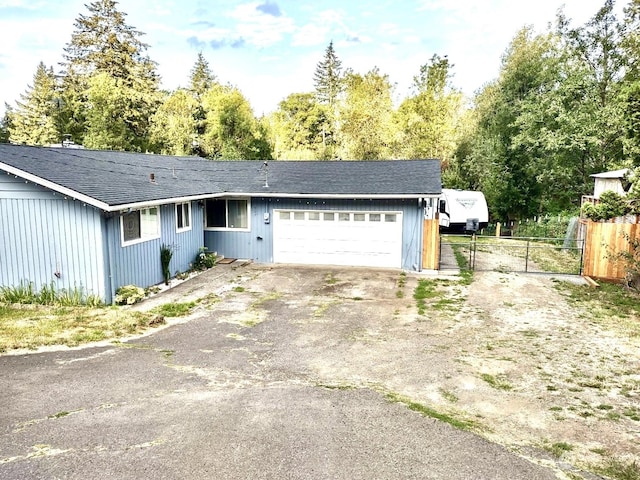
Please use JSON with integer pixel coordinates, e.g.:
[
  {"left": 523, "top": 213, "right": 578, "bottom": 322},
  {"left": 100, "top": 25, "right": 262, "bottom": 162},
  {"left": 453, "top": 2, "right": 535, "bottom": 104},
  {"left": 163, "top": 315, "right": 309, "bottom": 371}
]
[
  {"left": 496, "top": 222, "right": 501, "bottom": 237},
  {"left": 525, "top": 239, "right": 530, "bottom": 272}
]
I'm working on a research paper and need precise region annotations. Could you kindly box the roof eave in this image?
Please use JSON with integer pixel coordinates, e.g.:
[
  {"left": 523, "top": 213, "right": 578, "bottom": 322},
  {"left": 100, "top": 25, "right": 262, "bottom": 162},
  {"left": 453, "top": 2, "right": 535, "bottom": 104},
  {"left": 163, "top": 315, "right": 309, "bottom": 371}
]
[{"left": 0, "top": 163, "right": 111, "bottom": 211}]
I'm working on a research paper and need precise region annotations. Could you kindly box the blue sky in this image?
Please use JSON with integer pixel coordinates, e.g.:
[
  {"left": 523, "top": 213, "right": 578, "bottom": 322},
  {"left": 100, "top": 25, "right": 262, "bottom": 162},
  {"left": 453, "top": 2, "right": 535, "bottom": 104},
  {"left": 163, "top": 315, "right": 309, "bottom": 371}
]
[{"left": 0, "top": 0, "right": 626, "bottom": 118}]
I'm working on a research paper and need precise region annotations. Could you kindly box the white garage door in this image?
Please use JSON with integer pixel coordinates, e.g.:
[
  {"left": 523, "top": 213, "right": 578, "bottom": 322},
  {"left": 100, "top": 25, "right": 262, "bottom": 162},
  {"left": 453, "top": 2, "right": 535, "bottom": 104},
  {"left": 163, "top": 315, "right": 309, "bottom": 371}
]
[{"left": 273, "top": 210, "right": 403, "bottom": 268}]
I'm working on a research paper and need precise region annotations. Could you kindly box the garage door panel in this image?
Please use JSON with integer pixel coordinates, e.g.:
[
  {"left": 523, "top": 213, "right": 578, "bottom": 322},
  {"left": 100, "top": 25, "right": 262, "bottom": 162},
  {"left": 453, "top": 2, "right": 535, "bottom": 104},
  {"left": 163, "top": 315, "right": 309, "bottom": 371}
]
[{"left": 273, "top": 209, "right": 403, "bottom": 268}]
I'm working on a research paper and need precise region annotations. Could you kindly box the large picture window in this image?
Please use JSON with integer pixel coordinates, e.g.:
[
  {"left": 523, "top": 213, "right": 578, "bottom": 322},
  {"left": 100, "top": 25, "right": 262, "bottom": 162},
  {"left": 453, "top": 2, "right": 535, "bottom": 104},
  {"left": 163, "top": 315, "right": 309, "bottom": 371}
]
[
  {"left": 176, "top": 202, "right": 191, "bottom": 232},
  {"left": 205, "top": 199, "right": 249, "bottom": 230},
  {"left": 121, "top": 207, "right": 160, "bottom": 246}
]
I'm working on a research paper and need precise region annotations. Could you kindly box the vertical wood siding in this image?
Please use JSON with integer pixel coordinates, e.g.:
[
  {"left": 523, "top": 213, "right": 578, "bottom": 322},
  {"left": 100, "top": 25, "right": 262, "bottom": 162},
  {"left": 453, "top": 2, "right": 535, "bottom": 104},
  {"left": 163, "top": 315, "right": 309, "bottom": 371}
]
[
  {"left": 205, "top": 197, "right": 425, "bottom": 271},
  {"left": 0, "top": 175, "right": 106, "bottom": 299},
  {"left": 105, "top": 201, "right": 204, "bottom": 297},
  {"left": 583, "top": 221, "right": 638, "bottom": 280}
]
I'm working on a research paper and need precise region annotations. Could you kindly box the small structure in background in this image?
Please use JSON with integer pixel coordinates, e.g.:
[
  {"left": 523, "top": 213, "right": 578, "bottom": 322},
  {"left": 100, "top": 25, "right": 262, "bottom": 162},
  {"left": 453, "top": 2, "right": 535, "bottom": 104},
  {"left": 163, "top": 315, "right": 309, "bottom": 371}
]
[
  {"left": 581, "top": 168, "right": 630, "bottom": 208},
  {"left": 580, "top": 168, "right": 639, "bottom": 282}
]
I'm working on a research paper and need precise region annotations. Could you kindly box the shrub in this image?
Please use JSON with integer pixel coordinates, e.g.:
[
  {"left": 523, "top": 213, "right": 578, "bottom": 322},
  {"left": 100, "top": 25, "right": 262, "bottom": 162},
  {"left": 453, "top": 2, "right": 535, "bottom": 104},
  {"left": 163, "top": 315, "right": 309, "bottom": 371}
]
[
  {"left": 160, "top": 244, "right": 174, "bottom": 285},
  {"left": 193, "top": 247, "right": 217, "bottom": 270},
  {"left": 114, "top": 285, "right": 146, "bottom": 305}
]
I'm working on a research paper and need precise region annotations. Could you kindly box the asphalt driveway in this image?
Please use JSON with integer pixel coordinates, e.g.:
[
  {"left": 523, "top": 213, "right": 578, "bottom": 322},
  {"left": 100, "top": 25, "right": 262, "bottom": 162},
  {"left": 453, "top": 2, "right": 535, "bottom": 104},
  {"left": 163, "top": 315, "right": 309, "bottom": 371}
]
[{"left": 0, "top": 264, "right": 559, "bottom": 479}]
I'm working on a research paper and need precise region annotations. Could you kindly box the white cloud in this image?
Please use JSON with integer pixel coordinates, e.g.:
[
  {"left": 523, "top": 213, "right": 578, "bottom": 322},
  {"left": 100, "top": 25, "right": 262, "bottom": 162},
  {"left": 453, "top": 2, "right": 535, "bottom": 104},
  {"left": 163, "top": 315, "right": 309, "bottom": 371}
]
[{"left": 228, "top": 2, "right": 296, "bottom": 47}]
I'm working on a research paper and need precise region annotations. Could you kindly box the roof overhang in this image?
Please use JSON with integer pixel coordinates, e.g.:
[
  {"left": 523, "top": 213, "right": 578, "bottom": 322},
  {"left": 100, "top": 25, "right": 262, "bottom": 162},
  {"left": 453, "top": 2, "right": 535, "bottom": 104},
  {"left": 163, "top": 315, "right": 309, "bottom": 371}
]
[{"left": 1, "top": 162, "right": 440, "bottom": 212}]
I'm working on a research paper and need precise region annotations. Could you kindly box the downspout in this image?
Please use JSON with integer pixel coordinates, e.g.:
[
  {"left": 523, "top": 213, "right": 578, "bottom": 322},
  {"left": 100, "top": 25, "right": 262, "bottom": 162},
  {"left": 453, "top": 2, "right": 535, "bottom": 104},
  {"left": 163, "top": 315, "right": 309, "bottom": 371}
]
[
  {"left": 418, "top": 197, "right": 424, "bottom": 272},
  {"left": 104, "top": 214, "right": 116, "bottom": 305}
]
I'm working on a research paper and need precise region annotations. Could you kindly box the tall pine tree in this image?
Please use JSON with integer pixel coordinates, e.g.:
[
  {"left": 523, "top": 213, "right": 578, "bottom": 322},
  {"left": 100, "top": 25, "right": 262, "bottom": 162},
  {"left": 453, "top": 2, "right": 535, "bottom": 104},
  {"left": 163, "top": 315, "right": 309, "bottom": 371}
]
[
  {"left": 9, "top": 62, "right": 61, "bottom": 146},
  {"left": 59, "top": 0, "right": 160, "bottom": 149},
  {"left": 189, "top": 52, "right": 217, "bottom": 100},
  {"left": 313, "top": 41, "right": 343, "bottom": 107},
  {"left": 313, "top": 41, "right": 343, "bottom": 158}
]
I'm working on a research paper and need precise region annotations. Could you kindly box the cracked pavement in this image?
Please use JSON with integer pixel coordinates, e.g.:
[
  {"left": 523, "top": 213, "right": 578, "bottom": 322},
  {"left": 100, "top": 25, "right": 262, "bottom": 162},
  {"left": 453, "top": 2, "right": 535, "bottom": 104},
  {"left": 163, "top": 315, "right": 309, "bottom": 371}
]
[{"left": 0, "top": 264, "right": 560, "bottom": 479}]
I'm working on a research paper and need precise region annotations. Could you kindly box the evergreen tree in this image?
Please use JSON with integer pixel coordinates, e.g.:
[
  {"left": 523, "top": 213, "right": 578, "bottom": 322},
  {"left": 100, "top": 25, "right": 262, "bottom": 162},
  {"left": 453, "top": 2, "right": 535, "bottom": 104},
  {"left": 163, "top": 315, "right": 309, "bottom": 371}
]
[
  {"left": 59, "top": 0, "right": 160, "bottom": 147},
  {"left": 188, "top": 53, "right": 217, "bottom": 153},
  {"left": 8, "top": 62, "right": 61, "bottom": 146},
  {"left": 313, "top": 41, "right": 342, "bottom": 107},
  {"left": 0, "top": 104, "right": 12, "bottom": 143},
  {"left": 61, "top": 0, "right": 152, "bottom": 82},
  {"left": 189, "top": 52, "right": 216, "bottom": 100}
]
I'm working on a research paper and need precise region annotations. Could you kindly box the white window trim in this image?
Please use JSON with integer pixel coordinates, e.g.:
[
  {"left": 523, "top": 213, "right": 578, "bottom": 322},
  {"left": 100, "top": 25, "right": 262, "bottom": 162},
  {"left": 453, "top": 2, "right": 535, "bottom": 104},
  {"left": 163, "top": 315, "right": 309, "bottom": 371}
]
[
  {"left": 175, "top": 202, "right": 192, "bottom": 233},
  {"left": 120, "top": 207, "right": 161, "bottom": 247},
  {"left": 204, "top": 198, "right": 251, "bottom": 232}
]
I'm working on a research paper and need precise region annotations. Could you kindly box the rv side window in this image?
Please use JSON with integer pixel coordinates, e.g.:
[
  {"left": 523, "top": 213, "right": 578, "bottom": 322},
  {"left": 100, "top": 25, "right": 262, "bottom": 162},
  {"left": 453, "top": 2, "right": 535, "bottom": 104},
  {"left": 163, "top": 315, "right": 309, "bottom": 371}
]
[{"left": 439, "top": 200, "right": 447, "bottom": 213}]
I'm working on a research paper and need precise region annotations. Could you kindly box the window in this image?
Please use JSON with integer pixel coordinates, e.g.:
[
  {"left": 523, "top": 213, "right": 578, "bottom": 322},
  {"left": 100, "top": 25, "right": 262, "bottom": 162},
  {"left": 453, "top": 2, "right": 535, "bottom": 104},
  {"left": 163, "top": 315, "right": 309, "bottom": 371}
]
[
  {"left": 205, "top": 199, "right": 249, "bottom": 230},
  {"left": 121, "top": 207, "right": 160, "bottom": 246},
  {"left": 354, "top": 213, "right": 365, "bottom": 222},
  {"left": 176, "top": 202, "right": 191, "bottom": 232},
  {"left": 339, "top": 213, "right": 350, "bottom": 222},
  {"left": 385, "top": 214, "right": 397, "bottom": 223},
  {"left": 294, "top": 212, "right": 305, "bottom": 221},
  {"left": 323, "top": 212, "right": 335, "bottom": 221},
  {"left": 369, "top": 214, "right": 381, "bottom": 222},
  {"left": 279, "top": 211, "right": 290, "bottom": 220},
  {"left": 308, "top": 212, "right": 320, "bottom": 221}
]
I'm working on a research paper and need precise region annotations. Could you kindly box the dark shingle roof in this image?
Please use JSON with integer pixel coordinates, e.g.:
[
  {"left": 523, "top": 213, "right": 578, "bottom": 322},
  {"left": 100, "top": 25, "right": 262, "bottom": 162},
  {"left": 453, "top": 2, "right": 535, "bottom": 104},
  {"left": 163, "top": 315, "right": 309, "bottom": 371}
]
[{"left": 0, "top": 145, "right": 441, "bottom": 210}]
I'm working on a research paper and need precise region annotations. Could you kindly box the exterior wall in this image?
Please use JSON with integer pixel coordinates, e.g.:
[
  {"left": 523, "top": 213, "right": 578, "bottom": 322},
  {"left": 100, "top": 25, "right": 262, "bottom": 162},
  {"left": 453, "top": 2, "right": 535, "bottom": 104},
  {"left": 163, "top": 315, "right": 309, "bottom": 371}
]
[
  {"left": 594, "top": 178, "right": 624, "bottom": 198},
  {"left": 104, "top": 201, "right": 204, "bottom": 300},
  {"left": 205, "top": 197, "right": 426, "bottom": 271},
  {"left": 0, "top": 175, "right": 106, "bottom": 299}
]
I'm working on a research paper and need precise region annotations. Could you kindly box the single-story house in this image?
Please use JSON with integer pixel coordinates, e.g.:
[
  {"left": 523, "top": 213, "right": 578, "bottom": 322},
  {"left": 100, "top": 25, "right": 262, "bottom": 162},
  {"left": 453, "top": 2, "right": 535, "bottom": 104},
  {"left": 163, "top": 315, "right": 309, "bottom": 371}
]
[{"left": 0, "top": 144, "right": 442, "bottom": 303}]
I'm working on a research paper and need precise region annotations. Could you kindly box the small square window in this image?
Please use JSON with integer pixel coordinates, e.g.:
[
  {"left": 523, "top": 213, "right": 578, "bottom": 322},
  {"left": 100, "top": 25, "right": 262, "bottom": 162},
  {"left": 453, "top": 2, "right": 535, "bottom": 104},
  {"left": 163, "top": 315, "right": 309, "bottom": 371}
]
[
  {"left": 294, "top": 211, "right": 305, "bottom": 220},
  {"left": 354, "top": 213, "right": 365, "bottom": 222},
  {"left": 339, "top": 213, "right": 350, "bottom": 221},
  {"left": 369, "top": 214, "right": 381, "bottom": 222},
  {"left": 323, "top": 212, "right": 335, "bottom": 221},
  {"left": 309, "top": 212, "right": 320, "bottom": 220},
  {"left": 385, "top": 214, "right": 397, "bottom": 223},
  {"left": 279, "top": 211, "right": 291, "bottom": 220}
]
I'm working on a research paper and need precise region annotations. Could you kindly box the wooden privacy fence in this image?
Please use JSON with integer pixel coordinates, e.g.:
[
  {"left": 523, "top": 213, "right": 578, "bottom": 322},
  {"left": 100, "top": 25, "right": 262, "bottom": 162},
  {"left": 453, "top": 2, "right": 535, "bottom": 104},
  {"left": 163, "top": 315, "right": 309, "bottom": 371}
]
[
  {"left": 583, "top": 220, "right": 640, "bottom": 280},
  {"left": 422, "top": 218, "right": 440, "bottom": 270}
]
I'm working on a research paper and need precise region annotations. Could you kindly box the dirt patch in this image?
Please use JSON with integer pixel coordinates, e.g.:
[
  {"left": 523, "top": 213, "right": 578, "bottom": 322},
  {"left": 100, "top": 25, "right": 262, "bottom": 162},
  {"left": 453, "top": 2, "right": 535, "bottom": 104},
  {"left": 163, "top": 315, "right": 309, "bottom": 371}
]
[
  {"left": 457, "top": 272, "right": 640, "bottom": 466},
  {"left": 231, "top": 265, "right": 640, "bottom": 476}
]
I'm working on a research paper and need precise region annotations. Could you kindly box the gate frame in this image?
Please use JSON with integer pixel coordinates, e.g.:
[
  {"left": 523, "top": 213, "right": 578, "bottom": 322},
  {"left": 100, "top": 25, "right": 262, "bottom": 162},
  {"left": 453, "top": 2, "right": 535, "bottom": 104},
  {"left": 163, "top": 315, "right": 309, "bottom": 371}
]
[{"left": 439, "top": 234, "right": 585, "bottom": 275}]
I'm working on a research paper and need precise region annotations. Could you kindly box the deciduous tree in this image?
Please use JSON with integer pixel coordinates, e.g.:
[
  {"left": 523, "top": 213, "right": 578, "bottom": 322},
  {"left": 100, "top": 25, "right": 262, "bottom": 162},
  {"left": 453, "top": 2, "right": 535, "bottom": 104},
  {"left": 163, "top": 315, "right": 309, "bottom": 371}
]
[{"left": 338, "top": 68, "right": 396, "bottom": 160}]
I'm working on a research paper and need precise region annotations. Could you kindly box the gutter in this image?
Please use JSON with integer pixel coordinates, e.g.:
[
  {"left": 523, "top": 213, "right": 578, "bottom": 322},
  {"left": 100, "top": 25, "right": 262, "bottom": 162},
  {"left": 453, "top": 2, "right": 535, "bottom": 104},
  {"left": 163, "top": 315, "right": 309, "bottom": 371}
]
[{"left": 1, "top": 163, "right": 441, "bottom": 212}]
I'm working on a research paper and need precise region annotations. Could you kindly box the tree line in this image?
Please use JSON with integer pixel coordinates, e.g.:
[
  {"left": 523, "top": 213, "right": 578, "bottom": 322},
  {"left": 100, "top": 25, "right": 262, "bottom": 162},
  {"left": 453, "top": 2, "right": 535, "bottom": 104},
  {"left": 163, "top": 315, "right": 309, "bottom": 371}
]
[{"left": 1, "top": 0, "right": 639, "bottom": 222}]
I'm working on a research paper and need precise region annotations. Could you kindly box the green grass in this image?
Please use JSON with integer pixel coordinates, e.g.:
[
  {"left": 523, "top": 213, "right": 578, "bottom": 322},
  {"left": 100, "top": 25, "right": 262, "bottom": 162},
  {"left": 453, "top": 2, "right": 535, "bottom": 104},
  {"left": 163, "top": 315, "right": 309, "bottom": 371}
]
[
  {"left": 480, "top": 373, "right": 513, "bottom": 391},
  {"left": 543, "top": 441, "right": 574, "bottom": 458},
  {"left": 413, "top": 279, "right": 440, "bottom": 315},
  {"left": 0, "top": 281, "right": 103, "bottom": 306},
  {"left": 554, "top": 281, "right": 640, "bottom": 336},
  {"left": 152, "top": 301, "right": 196, "bottom": 317},
  {"left": 0, "top": 305, "right": 163, "bottom": 353},
  {"left": 385, "top": 392, "right": 478, "bottom": 431},
  {"left": 594, "top": 458, "right": 640, "bottom": 480}
]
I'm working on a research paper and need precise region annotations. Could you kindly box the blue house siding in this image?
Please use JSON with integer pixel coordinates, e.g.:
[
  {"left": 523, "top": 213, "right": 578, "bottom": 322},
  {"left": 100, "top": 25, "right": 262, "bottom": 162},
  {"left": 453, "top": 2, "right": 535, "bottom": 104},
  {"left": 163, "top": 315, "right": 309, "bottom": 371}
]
[
  {"left": 205, "top": 197, "right": 424, "bottom": 271},
  {"left": 104, "top": 201, "right": 204, "bottom": 299},
  {"left": 0, "top": 175, "right": 106, "bottom": 298}
]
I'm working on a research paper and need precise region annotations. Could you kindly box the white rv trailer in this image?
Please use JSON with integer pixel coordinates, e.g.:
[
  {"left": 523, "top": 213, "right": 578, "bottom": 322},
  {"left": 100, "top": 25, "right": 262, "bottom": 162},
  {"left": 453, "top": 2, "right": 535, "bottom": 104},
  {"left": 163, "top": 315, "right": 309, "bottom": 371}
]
[{"left": 439, "top": 189, "right": 489, "bottom": 232}]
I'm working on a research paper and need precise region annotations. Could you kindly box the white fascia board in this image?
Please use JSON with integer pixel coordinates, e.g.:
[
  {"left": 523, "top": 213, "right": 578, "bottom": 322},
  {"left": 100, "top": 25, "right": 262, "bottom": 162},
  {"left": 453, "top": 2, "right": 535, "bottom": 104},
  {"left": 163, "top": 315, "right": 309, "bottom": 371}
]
[
  {"left": 227, "top": 192, "right": 440, "bottom": 199},
  {"left": 109, "top": 193, "right": 223, "bottom": 212},
  {"left": 111, "top": 192, "right": 440, "bottom": 211},
  {"left": 0, "top": 163, "right": 111, "bottom": 210}
]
